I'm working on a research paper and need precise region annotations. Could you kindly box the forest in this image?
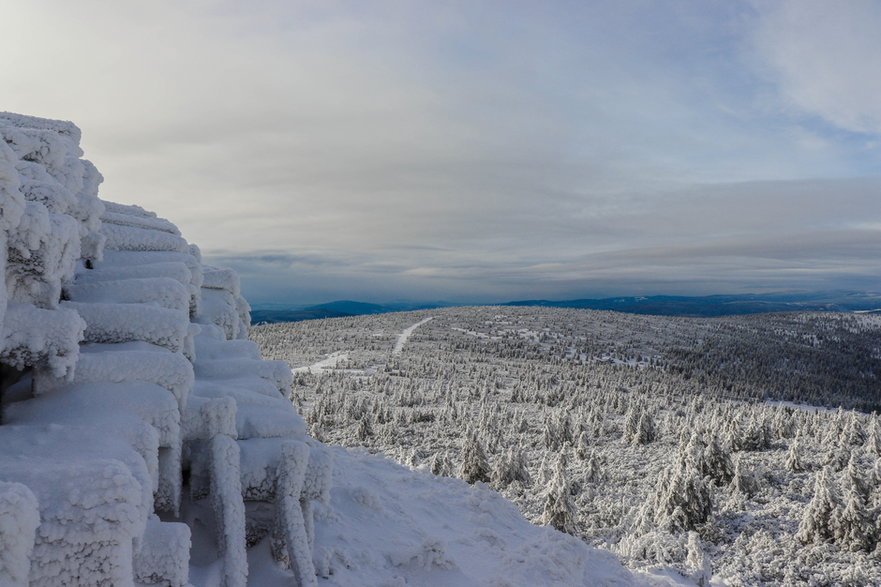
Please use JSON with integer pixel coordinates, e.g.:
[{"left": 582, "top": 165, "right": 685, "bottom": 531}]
[{"left": 252, "top": 306, "right": 881, "bottom": 585}]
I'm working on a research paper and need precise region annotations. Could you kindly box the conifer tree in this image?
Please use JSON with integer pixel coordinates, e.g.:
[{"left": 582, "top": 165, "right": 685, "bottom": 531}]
[
  {"left": 460, "top": 428, "right": 491, "bottom": 484},
  {"left": 584, "top": 450, "right": 603, "bottom": 484},
  {"left": 797, "top": 467, "right": 840, "bottom": 544},
  {"left": 491, "top": 446, "right": 531, "bottom": 488},
  {"left": 543, "top": 415, "right": 562, "bottom": 450},
  {"left": 786, "top": 436, "right": 804, "bottom": 473},
  {"left": 356, "top": 415, "right": 373, "bottom": 442},
  {"left": 865, "top": 415, "right": 881, "bottom": 457},
  {"left": 824, "top": 443, "right": 851, "bottom": 472},
  {"left": 703, "top": 434, "right": 734, "bottom": 485},
  {"left": 686, "top": 531, "right": 712, "bottom": 587},
  {"left": 835, "top": 476, "right": 873, "bottom": 552},
  {"left": 732, "top": 455, "right": 758, "bottom": 497},
  {"left": 844, "top": 412, "right": 866, "bottom": 447},
  {"left": 430, "top": 451, "right": 454, "bottom": 477},
  {"left": 651, "top": 448, "right": 713, "bottom": 533},
  {"left": 542, "top": 452, "right": 578, "bottom": 535},
  {"left": 575, "top": 430, "right": 590, "bottom": 461}
]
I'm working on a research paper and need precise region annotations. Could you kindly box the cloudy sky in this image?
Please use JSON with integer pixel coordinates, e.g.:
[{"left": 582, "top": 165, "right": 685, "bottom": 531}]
[{"left": 2, "top": 0, "right": 879, "bottom": 304}]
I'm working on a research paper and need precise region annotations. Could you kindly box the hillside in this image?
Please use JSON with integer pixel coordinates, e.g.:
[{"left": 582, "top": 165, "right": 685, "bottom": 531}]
[
  {"left": 0, "top": 113, "right": 665, "bottom": 586},
  {"left": 252, "top": 307, "right": 881, "bottom": 585},
  {"left": 503, "top": 292, "right": 881, "bottom": 317}
]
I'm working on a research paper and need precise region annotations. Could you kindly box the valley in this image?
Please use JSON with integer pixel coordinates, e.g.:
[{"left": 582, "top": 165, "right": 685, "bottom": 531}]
[{"left": 252, "top": 306, "right": 881, "bottom": 585}]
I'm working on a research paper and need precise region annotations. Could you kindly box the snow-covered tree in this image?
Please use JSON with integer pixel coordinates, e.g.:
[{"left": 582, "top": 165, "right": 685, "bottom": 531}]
[
  {"left": 542, "top": 452, "right": 577, "bottom": 535},
  {"left": 702, "top": 434, "right": 734, "bottom": 485},
  {"left": 623, "top": 402, "right": 657, "bottom": 446},
  {"left": 686, "top": 531, "right": 712, "bottom": 587},
  {"left": 785, "top": 436, "right": 804, "bottom": 473},
  {"left": 356, "top": 415, "right": 373, "bottom": 441},
  {"left": 835, "top": 478, "right": 873, "bottom": 552},
  {"left": 491, "top": 445, "right": 531, "bottom": 488},
  {"left": 732, "top": 455, "right": 758, "bottom": 497},
  {"left": 866, "top": 415, "right": 881, "bottom": 457},
  {"left": 797, "top": 467, "right": 840, "bottom": 544},
  {"left": 649, "top": 449, "right": 713, "bottom": 533},
  {"left": 459, "top": 428, "right": 491, "bottom": 485}
]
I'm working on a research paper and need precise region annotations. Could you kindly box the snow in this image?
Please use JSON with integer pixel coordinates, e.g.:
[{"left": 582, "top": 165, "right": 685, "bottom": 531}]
[
  {"left": 292, "top": 350, "right": 350, "bottom": 374},
  {"left": 62, "top": 301, "right": 189, "bottom": 352},
  {"left": 6, "top": 381, "right": 180, "bottom": 448},
  {"left": 101, "top": 210, "right": 181, "bottom": 236},
  {"left": 309, "top": 447, "right": 645, "bottom": 586},
  {"left": 184, "top": 396, "right": 239, "bottom": 442},
  {"left": 133, "top": 516, "right": 191, "bottom": 587},
  {"left": 0, "top": 457, "right": 143, "bottom": 587},
  {"left": 1, "top": 302, "right": 85, "bottom": 377},
  {"left": 70, "top": 348, "right": 195, "bottom": 408},
  {"left": 393, "top": 316, "right": 434, "bottom": 354},
  {"left": 202, "top": 265, "right": 241, "bottom": 295},
  {"left": 75, "top": 260, "right": 194, "bottom": 289},
  {"left": 195, "top": 357, "right": 292, "bottom": 397},
  {"left": 64, "top": 277, "right": 190, "bottom": 312},
  {"left": 209, "top": 435, "right": 248, "bottom": 587},
  {"left": 0, "top": 481, "right": 39, "bottom": 587},
  {"left": 101, "top": 222, "right": 189, "bottom": 253}
]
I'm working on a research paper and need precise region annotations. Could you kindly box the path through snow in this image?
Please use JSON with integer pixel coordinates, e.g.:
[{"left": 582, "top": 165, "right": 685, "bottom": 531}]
[
  {"left": 393, "top": 317, "right": 434, "bottom": 354},
  {"left": 291, "top": 350, "right": 349, "bottom": 374}
]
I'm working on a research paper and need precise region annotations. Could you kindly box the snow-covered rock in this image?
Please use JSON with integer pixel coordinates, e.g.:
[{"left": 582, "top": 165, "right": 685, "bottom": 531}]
[{"left": 0, "top": 481, "right": 39, "bottom": 587}]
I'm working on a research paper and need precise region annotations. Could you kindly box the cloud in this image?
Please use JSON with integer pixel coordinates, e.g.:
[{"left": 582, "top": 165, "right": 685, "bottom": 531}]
[
  {"left": 1, "top": 1, "right": 878, "bottom": 303},
  {"left": 206, "top": 177, "right": 881, "bottom": 303},
  {"left": 751, "top": 0, "right": 881, "bottom": 135}
]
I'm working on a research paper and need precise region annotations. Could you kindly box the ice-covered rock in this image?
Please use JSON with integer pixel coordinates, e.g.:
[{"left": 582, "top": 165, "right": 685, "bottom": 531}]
[
  {"left": 133, "top": 516, "right": 191, "bottom": 587},
  {"left": 0, "top": 481, "right": 39, "bottom": 587}
]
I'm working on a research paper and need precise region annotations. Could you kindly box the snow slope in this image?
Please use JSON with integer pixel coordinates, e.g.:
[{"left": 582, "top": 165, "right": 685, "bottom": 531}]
[
  {"left": 0, "top": 112, "right": 665, "bottom": 586},
  {"left": 310, "top": 447, "right": 643, "bottom": 586}
]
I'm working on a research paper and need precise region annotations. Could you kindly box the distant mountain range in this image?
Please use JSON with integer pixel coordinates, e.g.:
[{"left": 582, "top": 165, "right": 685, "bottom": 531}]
[
  {"left": 503, "top": 291, "right": 881, "bottom": 317},
  {"left": 249, "top": 300, "right": 451, "bottom": 325},
  {"left": 250, "top": 291, "right": 881, "bottom": 324}
]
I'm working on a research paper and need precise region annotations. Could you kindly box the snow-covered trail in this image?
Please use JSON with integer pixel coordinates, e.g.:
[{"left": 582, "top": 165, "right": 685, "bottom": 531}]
[
  {"left": 291, "top": 350, "right": 349, "bottom": 374},
  {"left": 289, "top": 316, "right": 435, "bottom": 375},
  {"left": 393, "top": 317, "right": 434, "bottom": 355}
]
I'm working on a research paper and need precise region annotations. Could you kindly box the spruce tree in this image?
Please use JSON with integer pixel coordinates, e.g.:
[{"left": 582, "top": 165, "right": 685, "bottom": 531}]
[
  {"left": 542, "top": 452, "right": 578, "bottom": 535},
  {"left": 356, "top": 415, "right": 373, "bottom": 442},
  {"left": 797, "top": 467, "right": 840, "bottom": 544},
  {"left": 835, "top": 478, "right": 873, "bottom": 552},
  {"left": 686, "top": 531, "right": 712, "bottom": 587},
  {"left": 460, "top": 428, "right": 491, "bottom": 484},
  {"left": 491, "top": 446, "right": 531, "bottom": 488},
  {"left": 575, "top": 430, "right": 590, "bottom": 461},
  {"left": 866, "top": 415, "right": 881, "bottom": 457},
  {"left": 652, "top": 447, "right": 713, "bottom": 532},
  {"left": 786, "top": 436, "right": 804, "bottom": 473},
  {"left": 703, "top": 434, "right": 734, "bottom": 485},
  {"left": 732, "top": 455, "right": 758, "bottom": 497}
]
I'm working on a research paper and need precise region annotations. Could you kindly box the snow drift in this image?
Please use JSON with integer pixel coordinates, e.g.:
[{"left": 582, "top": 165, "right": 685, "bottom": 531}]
[{"left": 0, "top": 112, "right": 652, "bottom": 586}]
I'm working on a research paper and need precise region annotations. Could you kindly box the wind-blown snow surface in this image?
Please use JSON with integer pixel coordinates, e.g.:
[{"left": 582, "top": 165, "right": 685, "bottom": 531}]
[
  {"left": 309, "top": 447, "right": 641, "bottom": 586},
  {"left": 0, "top": 112, "right": 663, "bottom": 586}
]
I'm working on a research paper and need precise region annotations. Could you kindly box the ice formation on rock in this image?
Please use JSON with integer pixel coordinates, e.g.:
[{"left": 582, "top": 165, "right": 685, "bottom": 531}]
[{"left": 0, "top": 112, "right": 322, "bottom": 587}]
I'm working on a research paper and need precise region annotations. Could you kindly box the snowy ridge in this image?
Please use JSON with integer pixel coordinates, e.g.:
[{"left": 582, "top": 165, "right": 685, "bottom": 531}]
[{"left": 0, "top": 113, "right": 654, "bottom": 586}]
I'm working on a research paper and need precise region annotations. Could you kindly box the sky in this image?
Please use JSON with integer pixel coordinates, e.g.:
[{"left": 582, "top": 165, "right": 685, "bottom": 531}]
[{"left": 1, "top": 0, "right": 879, "bottom": 304}]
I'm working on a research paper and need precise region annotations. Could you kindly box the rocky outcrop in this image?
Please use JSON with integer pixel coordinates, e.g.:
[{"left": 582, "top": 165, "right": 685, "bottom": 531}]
[{"left": 0, "top": 113, "right": 323, "bottom": 586}]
